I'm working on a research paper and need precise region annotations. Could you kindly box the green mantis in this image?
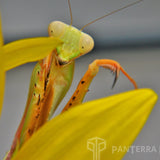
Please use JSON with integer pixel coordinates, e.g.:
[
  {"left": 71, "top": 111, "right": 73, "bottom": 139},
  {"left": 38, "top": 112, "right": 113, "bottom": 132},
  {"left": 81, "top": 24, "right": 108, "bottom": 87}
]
[{"left": 5, "top": 0, "right": 142, "bottom": 159}]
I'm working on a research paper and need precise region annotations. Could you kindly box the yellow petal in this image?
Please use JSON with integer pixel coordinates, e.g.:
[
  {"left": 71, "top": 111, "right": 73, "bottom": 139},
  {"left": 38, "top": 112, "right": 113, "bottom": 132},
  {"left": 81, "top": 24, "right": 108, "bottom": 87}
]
[
  {"left": 12, "top": 89, "right": 157, "bottom": 160},
  {"left": 2, "top": 37, "right": 62, "bottom": 71},
  {"left": 0, "top": 13, "right": 3, "bottom": 47},
  {"left": 0, "top": 37, "right": 61, "bottom": 115}
]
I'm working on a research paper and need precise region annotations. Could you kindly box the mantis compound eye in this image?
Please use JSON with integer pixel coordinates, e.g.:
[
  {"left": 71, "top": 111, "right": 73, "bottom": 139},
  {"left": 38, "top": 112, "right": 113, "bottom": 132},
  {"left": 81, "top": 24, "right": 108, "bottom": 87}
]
[
  {"left": 48, "top": 21, "right": 65, "bottom": 37},
  {"left": 79, "top": 33, "right": 94, "bottom": 54}
]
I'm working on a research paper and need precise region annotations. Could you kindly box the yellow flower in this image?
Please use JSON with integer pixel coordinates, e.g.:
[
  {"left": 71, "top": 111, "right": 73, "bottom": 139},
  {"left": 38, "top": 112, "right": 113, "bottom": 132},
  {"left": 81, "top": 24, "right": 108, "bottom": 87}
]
[{"left": 11, "top": 89, "right": 157, "bottom": 160}]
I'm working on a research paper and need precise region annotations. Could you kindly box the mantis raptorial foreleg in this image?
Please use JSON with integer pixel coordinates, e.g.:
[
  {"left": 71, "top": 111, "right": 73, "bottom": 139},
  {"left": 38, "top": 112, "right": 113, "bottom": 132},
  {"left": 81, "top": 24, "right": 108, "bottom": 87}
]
[
  {"left": 62, "top": 59, "right": 137, "bottom": 113},
  {"left": 7, "top": 53, "right": 75, "bottom": 159}
]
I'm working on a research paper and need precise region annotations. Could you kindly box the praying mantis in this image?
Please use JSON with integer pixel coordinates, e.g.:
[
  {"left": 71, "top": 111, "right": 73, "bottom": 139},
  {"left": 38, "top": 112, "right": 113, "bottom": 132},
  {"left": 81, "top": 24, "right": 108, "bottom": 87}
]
[{"left": 5, "top": 0, "right": 142, "bottom": 159}]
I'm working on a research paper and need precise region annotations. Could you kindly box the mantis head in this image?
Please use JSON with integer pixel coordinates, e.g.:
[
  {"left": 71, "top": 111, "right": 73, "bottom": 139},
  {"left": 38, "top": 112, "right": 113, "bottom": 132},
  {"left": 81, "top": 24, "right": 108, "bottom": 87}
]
[
  {"left": 48, "top": 21, "right": 94, "bottom": 63},
  {"left": 48, "top": 0, "right": 142, "bottom": 64}
]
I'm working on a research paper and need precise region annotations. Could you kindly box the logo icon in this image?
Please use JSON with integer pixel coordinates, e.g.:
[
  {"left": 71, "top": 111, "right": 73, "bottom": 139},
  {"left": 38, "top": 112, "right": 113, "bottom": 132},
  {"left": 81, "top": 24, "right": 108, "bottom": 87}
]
[{"left": 87, "top": 137, "right": 106, "bottom": 160}]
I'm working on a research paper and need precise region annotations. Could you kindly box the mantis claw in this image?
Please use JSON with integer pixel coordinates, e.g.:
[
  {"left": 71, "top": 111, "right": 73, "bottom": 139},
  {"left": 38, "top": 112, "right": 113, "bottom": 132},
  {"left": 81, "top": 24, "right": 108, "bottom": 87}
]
[
  {"left": 112, "top": 70, "right": 118, "bottom": 89},
  {"left": 111, "top": 65, "right": 120, "bottom": 89}
]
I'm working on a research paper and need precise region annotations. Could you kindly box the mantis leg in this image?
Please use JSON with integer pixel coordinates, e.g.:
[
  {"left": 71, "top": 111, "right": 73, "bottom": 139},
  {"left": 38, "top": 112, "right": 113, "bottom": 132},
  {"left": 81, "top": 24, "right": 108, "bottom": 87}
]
[
  {"left": 62, "top": 59, "right": 137, "bottom": 113},
  {"left": 19, "top": 54, "right": 74, "bottom": 143},
  {"left": 6, "top": 53, "right": 75, "bottom": 159}
]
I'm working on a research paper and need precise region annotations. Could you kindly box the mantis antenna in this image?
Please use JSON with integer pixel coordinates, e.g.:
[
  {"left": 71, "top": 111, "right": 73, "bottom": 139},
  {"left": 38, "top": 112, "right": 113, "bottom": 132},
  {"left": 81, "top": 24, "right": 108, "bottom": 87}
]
[
  {"left": 81, "top": 0, "right": 143, "bottom": 30},
  {"left": 68, "top": 0, "right": 73, "bottom": 25}
]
